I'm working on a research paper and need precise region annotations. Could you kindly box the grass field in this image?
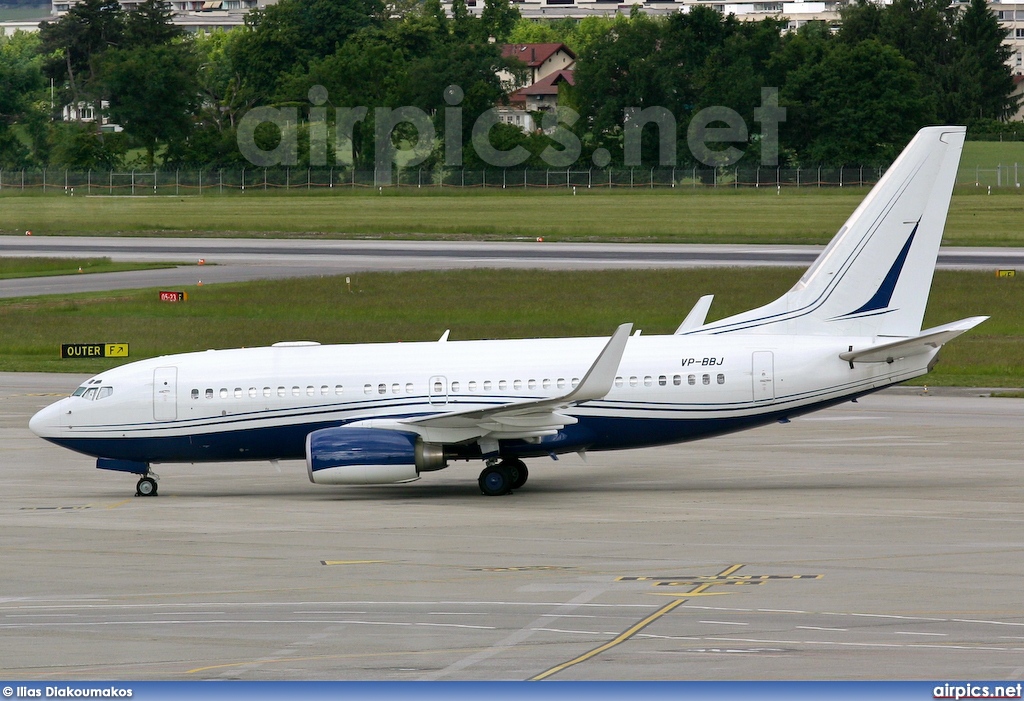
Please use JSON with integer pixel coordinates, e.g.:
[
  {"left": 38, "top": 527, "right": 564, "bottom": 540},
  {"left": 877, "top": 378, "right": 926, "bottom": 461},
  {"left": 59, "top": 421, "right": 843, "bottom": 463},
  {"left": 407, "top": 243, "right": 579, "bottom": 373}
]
[
  {"left": 0, "top": 257, "right": 179, "bottom": 279},
  {"left": 1, "top": 188, "right": 1022, "bottom": 246},
  {"left": 959, "top": 141, "right": 1024, "bottom": 177},
  {"left": 0, "top": 268, "right": 1018, "bottom": 386}
]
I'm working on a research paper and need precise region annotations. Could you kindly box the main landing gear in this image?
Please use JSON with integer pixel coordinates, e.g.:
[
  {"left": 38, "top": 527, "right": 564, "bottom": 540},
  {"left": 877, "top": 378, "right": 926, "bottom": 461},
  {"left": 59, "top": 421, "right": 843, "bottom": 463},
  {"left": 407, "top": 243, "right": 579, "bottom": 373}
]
[
  {"left": 136, "top": 473, "right": 159, "bottom": 497},
  {"left": 478, "top": 458, "right": 528, "bottom": 496}
]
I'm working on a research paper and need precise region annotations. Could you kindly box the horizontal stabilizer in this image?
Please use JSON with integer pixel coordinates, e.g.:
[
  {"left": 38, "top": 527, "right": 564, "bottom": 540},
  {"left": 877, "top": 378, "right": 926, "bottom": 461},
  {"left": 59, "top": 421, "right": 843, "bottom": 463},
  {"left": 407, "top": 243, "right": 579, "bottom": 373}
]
[
  {"left": 675, "top": 295, "right": 714, "bottom": 334},
  {"left": 840, "top": 316, "right": 988, "bottom": 364}
]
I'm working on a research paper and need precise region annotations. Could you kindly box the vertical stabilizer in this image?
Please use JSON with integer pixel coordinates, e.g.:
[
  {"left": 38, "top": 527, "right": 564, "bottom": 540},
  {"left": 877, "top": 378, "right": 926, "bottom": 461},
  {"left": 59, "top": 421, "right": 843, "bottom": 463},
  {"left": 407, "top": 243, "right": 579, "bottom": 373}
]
[{"left": 698, "top": 126, "right": 965, "bottom": 337}]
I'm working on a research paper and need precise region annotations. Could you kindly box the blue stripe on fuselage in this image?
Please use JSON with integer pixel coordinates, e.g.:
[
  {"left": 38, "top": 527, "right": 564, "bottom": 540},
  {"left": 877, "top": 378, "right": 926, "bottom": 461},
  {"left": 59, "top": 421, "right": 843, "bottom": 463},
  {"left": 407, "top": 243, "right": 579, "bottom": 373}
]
[{"left": 43, "top": 388, "right": 880, "bottom": 464}]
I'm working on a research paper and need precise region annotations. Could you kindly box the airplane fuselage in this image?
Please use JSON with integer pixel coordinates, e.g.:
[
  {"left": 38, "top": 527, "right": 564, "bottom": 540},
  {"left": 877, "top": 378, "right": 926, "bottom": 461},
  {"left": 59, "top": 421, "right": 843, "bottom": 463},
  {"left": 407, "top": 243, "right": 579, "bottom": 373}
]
[{"left": 31, "top": 333, "right": 933, "bottom": 466}]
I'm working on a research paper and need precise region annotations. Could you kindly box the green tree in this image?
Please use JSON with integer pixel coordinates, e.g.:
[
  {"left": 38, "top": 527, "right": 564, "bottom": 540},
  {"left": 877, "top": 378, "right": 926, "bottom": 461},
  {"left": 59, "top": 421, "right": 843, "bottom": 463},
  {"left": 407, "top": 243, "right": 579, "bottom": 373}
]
[
  {"left": 193, "top": 29, "right": 252, "bottom": 132},
  {"left": 123, "top": 0, "right": 182, "bottom": 48},
  {"left": 0, "top": 31, "right": 44, "bottom": 167},
  {"left": 480, "top": 0, "right": 520, "bottom": 43},
  {"left": 100, "top": 43, "right": 200, "bottom": 168},
  {"left": 953, "top": 0, "right": 1016, "bottom": 121},
  {"left": 781, "top": 39, "right": 935, "bottom": 165},
  {"left": 37, "top": 0, "right": 124, "bottom": 115},
  {"left": 229, "top": 0, "right": 384, "bottom": 103},
  {"left": 48, "top": 122, "right": 125, "bottom": 170}
]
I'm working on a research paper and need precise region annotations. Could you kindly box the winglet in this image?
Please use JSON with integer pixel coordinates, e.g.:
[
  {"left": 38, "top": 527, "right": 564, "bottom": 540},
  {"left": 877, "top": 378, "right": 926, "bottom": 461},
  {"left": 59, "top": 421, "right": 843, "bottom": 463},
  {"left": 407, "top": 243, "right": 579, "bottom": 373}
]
[
  {"left": 561, "top": 322, "right": 632, "bottom": 403},
  {"left": 675, "top": 294, "right": 714, "bottom": 334},
  {"left": 438, "top": 330, "right": 450, "bottom": 342}
]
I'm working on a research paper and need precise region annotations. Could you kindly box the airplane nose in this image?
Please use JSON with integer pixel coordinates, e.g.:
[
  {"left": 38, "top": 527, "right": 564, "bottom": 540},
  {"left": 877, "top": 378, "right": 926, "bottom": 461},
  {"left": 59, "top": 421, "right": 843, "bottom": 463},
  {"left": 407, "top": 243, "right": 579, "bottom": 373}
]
[{"left": 29, "top": 401, "right": 63, "bottom": 438}]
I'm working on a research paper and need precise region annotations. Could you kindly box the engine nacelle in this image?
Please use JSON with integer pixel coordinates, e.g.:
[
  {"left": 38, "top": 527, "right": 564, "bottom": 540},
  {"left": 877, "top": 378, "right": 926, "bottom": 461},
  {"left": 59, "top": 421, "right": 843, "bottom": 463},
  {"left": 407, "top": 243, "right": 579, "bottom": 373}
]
[{"left": 305, "top": 427, "right": 447, "bottom": 485}]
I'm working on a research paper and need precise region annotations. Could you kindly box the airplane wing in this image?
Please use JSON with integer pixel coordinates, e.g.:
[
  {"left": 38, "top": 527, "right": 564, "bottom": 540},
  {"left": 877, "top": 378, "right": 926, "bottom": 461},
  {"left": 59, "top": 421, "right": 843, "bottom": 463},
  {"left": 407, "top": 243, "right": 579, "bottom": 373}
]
[
  {"left": 407, "top": 322, "right": 632, "bottom": 433},
  {"left": 840, "top": 316, "right": 988, "bottom": 364},
  {"left": 347, "top": 324, "right": 632, "bottom": 446}
]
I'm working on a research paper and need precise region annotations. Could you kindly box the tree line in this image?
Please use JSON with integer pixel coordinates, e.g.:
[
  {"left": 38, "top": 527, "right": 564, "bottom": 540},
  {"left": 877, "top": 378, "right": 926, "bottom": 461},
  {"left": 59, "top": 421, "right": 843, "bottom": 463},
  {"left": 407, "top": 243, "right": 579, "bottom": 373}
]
[{"left": 0, "top": 0, "right": 1018, "bottom": 172}]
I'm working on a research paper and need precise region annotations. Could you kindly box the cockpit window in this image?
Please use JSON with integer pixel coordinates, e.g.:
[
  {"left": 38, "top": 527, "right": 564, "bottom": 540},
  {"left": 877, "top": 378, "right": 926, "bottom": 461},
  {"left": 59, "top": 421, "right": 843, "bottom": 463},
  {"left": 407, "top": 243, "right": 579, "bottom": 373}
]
[
  {"left": 83, "top": 387, "right": 98, "bottom": 401},
  {"left": 97, "top": 387, "right": 113, "bottom": 400},
  {"left": 72, "top": 386, "right": 87, "bottom": 397}
]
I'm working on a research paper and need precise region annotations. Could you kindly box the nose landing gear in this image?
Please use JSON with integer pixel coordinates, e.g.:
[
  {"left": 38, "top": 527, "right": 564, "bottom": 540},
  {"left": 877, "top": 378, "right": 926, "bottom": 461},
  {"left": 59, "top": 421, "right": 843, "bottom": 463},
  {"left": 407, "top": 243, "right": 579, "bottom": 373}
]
[{"left": 136, "top": 473, "right": 159, "bottom": 497}]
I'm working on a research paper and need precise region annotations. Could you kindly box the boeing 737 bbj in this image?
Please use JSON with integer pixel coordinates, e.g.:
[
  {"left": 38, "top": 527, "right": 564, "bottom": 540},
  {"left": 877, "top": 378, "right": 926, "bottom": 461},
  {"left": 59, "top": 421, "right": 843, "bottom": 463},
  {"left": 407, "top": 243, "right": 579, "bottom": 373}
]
[{"left": 30, "top": 126, "right": 986, "bottom": 497}]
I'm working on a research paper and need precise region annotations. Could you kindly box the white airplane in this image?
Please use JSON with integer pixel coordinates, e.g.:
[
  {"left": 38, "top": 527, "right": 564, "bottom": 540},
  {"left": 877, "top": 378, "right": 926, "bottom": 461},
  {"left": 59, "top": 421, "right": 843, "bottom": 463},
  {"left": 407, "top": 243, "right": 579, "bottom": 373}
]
[{"left": 30, "top": 126, "right": 986, "bottom": 497}]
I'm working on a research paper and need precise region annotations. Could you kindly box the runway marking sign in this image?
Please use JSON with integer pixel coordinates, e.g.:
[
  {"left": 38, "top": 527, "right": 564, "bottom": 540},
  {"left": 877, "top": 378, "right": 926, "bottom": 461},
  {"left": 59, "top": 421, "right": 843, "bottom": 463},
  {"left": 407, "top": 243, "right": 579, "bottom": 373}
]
[
  {"left": 469, "top": 566, "right": 572, "bottom": 572},
  {"left": 531, "top": 564, "right": 823, "bottom": 681}
]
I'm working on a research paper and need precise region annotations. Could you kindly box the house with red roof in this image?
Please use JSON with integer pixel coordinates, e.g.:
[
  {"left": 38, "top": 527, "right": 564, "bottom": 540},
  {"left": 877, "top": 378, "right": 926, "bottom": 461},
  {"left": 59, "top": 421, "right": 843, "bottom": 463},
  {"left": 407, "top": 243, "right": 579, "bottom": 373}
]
[{"left": 497, "top": 43, "right": 576, "bottom": 133}]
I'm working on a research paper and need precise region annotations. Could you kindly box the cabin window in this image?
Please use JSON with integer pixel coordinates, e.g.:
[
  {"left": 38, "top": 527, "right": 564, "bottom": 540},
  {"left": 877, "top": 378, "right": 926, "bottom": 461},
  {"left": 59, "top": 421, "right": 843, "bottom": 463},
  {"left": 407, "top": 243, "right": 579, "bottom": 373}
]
[
  {"left": 249, "top": 387, "right": 257, "bottom": 398},
  {"left": 659, "top": 375, "right": 667, "bottom": 387},
  {"left": 498, "top": 380, "right": 507, "bottom": 391},
  {"left": 513, "top": 379, "right": 522, "bottom": 390},
  {"left": 614, "top": 376, "right": 623, "bottom": 388},
  {"left": 392, "top": 383, "right": 400, "bottom": 394},
  {"left": 278, "top": 387, "right": 286, "bottom": 397},
  {"left": 557, "top": 378, "right": 566, "bottom": 389},
  {"left": 378, "top": 383, "right": 387, "bottom": 395},
  {"left": 702, "top": 374, "right": 710, "bottom": 385},
  {"left": 483, "top": 380, "right": 492, "bottom": 391},
  {"left": 292, "top": 386, "right": 300, "bottom": 397},
  {"left": 629, "top": 376, "right": 638, "bottom": 387},
  {"left": 97, "top": 387, "right": 113, "bottom": 400},
  {"left": 191, "top": 389, "right": 199, "bottom": 400},
  {"left": 717, "top": 373, "right": 726, "bottom": 384},
  {"left": 644, "top": 376, "right": 653, "bottom": 387},
  {"left": 433, "top": 380, "right": 443, "bottom": 393},
  {"left": 452, "top": 381, "right": 461, "bottom": 392},
  {"left": 234, "top": 388, "right": 243, "bottom": 399},
  {"left": 528, "top": 379, "right": 537, "bottom": 390},
  {"left": 335, "top": 385, "right": 343, "bottom": 395},
  {"left": 220, "top": 388, "right": 228, "bottom": 398},
  {"left": 405, "top": 382, "right": 414, "bottom": 393},
  {"left": 264, "top": 387, "right": 271, "bottom": 397},
  {"left": 673, "top": 375, "right": 682, "bottom": 386},
  {"left": 206, "top": 388, "right": 214, "bottom": 399},
  {"left": 688, "top": 375, "right": 696, "bottom": 386},
  {"left": 364, "top": 384, "right": 372, "bottom": 395},
  {"left": 321, "top": 385, "right": 329, "bottom": 396},
  {"left": 543, "top": 379, "right": 551, "bottom": 389},
  {"left": 468, "top": 381, "right": 477, "bottom": 392},
  {"left": 572, "top": 377, "right": 580, "bottom": 387},
  {"left": 306, "top": 386, "right": 315, "bottom": 396}
]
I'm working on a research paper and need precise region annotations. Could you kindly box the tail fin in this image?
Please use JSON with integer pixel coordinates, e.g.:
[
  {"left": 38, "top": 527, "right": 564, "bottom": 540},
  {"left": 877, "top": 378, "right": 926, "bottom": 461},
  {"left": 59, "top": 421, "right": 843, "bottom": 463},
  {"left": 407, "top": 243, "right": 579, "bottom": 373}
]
[{"left": 700, "top": 126, "right": 965, "bottom": 338}]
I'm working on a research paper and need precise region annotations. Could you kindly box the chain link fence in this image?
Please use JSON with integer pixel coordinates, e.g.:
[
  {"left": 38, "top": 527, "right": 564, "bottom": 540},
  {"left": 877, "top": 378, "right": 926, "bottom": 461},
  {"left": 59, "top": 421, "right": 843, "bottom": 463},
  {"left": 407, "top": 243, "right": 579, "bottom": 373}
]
[{"left": 0, "top": 166, "right": 906, "bottom": 195}]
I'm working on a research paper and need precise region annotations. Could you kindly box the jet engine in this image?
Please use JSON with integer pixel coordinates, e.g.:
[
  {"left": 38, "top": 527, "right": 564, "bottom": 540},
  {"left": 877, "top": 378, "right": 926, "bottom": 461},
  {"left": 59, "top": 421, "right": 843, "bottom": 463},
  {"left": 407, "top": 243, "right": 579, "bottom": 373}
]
[{"left": 305, "top": 427, "right": 447, "bottom": 485}]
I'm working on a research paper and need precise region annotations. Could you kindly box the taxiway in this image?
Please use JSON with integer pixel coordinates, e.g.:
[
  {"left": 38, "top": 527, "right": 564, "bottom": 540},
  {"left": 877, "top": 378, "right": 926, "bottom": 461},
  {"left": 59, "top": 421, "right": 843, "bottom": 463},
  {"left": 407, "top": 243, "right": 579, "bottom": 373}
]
[{"left": 2, "top": 373, "right": 1022, "bottom": 680}]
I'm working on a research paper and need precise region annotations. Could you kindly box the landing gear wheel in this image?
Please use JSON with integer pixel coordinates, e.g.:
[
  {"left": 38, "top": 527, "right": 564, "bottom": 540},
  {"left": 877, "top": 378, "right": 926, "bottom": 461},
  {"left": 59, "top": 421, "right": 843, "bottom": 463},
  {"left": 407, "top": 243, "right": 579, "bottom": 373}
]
[
  {"left": 508, "top": 460, "right": 528, "bottom": 489},
  {"left": 136, "top": 476, "right": 158, "bottom": 497},
  {"left": 478, "top": 463, "right": 513, "bottom": 496}
]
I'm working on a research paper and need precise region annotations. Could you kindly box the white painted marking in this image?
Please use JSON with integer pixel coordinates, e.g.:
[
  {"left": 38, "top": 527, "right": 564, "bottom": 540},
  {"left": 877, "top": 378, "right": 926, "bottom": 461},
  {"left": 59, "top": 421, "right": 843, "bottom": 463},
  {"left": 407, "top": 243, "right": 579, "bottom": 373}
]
[
  {"left": 531, "top": 627, "right": 612, "bottom": 636},
  {"left": 797, "top": 626, "right": 848, "bottom": 632},
  {"left": 894, "top": 631, "right": 948, "bottom": 636},
  {"left": 699, "top": 620, "right": 750, "bottom": 626},
  {"left": 759, "top": 608, "right": 808, "bottom": 614},
  {"left": 953, "top": 619, "right": 1024, "bottom": 627}
]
